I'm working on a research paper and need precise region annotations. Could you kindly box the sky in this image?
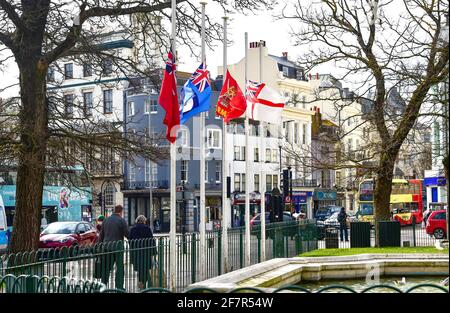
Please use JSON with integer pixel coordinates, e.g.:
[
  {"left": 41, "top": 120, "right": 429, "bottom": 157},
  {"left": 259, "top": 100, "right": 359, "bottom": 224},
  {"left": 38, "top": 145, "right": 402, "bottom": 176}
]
[{"left": 0, "top": 2, "right": 299, "bottom": 98}]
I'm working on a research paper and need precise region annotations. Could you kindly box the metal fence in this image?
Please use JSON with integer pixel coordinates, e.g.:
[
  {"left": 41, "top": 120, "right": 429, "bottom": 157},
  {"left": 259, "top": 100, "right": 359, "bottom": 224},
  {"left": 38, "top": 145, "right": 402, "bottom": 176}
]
[
  {"left": 0, "top": 219, "right": 318, "bottom": 292},
  {"left": 317, "top": 218, "right": 441, "bottom": 249},
  {"left": 2, "top": 275, "right": 447, "bottom": 293},
  {"left": 0, "top": 274, "right": 105, "bottom": 293}
]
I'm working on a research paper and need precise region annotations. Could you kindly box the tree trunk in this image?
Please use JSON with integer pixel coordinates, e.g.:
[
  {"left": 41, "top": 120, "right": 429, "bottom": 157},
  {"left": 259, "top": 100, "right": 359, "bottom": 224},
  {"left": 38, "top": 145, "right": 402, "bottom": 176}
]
[
  {"left": 9, "top": 58, "right": 49, "bottom": 253},
  {"left": 373, "top": 149, "right": 397, "bottom": 247}
]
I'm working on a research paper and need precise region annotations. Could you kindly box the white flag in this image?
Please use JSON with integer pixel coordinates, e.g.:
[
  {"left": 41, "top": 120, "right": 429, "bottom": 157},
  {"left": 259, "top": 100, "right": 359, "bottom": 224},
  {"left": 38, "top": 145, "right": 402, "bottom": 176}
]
[{"left": 246, "top": 81, "right": 285, "bottom": 124}]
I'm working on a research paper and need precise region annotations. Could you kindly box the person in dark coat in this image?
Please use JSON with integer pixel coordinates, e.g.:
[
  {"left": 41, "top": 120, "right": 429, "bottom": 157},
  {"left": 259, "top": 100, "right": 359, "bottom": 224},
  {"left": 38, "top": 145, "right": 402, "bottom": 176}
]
[
  {"left": 130, "top": 215, "right": 156, "bottom": 290},
  {"left": 337, "top": 207, "right": 349, "bottom": 241}
]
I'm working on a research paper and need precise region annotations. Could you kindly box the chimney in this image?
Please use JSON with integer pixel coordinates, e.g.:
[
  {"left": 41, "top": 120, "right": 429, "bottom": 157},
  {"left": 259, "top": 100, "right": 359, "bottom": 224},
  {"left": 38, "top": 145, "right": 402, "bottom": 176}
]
[{"left": 282, "top": 52, "right": 288, "bottom": 60}]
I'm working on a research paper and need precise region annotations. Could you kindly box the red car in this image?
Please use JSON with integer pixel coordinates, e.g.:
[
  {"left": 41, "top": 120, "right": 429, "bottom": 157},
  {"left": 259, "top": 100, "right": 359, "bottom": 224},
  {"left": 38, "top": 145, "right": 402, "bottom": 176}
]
[
  {"left": 426, "top": 210, "right": 447, "bottom": 239},
  {"left": 39, "top": 221, "right": 98, "bottom": 249}
]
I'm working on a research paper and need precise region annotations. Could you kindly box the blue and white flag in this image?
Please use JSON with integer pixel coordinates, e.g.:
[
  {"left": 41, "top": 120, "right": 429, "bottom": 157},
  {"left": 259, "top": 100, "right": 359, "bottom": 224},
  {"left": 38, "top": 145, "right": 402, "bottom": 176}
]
[{"left": 180, "top": 62, "right": 212, "bottom": 124}]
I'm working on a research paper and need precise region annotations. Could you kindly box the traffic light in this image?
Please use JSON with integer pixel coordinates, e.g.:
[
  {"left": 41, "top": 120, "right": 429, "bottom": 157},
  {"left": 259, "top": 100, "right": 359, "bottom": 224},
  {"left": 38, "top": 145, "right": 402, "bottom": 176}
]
[
  {"left": 282, "top": 169, "right": 289, "bottom": 198},
  {"left": 97, "top": 192, "right": 103, "bottom": 207},
  {"left": 270, "top": 194, "right": 283, "bottom": 222}
]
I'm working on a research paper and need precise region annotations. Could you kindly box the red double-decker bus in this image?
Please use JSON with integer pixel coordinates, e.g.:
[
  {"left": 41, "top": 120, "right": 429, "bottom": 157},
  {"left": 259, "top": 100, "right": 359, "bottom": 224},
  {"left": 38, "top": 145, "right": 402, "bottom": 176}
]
[
  {"left": 357, "top": 178, "right": 423, "bottom": 226},
  {"left": 389, "top": 179, "right": 423, "bottom": 225}
]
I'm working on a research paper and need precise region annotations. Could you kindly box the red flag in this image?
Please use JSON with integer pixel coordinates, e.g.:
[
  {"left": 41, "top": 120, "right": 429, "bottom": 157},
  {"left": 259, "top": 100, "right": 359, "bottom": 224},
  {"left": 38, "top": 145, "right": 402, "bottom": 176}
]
[
  {"left": 216, "top": 71, "right": 247, "bottom": 123},
  {"left": 158, "top": 51, "right": 180, "bottom": 143}
]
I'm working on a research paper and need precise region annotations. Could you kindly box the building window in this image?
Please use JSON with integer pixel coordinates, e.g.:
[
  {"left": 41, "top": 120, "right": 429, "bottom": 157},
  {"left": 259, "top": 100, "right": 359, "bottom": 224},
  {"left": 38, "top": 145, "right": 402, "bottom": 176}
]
[
  {"left": 178, "top": 129, "right": 189, "bottom": 147},
  {"left": 181, "top": 160, "right": 188, "bottom": 182},
  {"left": 215, "top": 162, "right": 221, "bottom": 182},
  {"left": 254, "top": 148, "right": 259, "bottom": 162},
  {"left": 265, "top": 148, "right": 271, "bottom": 163},
  {"left": 242, "top": 173, "right": 246, "bottom": 192},
  {"left": 151, "top": 162, "right": 158, "bottom": 187},
  {"left": 273, "top": 175, "right": 278, "bottom": 189},
  {"left": 64, "top": 63, "right": 73, "bottom": 79},
  {"left": 234, "top": 146, "right": 245, "bottom": 161},
  {"left": 294, "top": 123, "right": 299, "bottom": 144},
  {"left": 83, "top": 92, "right": 93, "bottom": 116},
  {"left": 103, "top": 89, "right": 113, "bottom": 114},
  {"left": 282, "top": 66, "right": 289, "bottom": 77},
  {"left": 47, "top": 67, "right": 55, "bottom": 82},
  {"left": 83, "top": 63, "right": 92, "bottom": 77},
  {"left": 302, "top": 124, "right": 307, "bottom": 145},
  {"left": 145, "top": 98, "right": 158, "bottom": 114},
  {"left": 102, "top": 58, "right": 113, "bottom": 75},
  {"left": 266, "top": 174, "right": 272, "bottom": 192},
  {"left": 129, "top": 163, "right": 136, "bottom": 182},
  {"left": 272, "top": 149, "right": 278, "bottom": 164},
  {"left": 104, "top": 183, "right": 115, "bottom": 207},
  {"left": 207, "top": 129, "right": 222, "bottom": 149},
  {"left": 234, "top": 173, "right": 241, "bottom": 191},
  {"left": 145, "top": 159, "right": 151, "bottom": 183},
  {"left": 347, "top": 138, "right": 353, "bottom": 152},
  {"left": 128, "top": 101, "right": 135, "bottom": 116},
  {"left": 254, "top": 174, "right": 260, "bottom": 192},
  {"left": 205, "top": 162, "right": 209, "bottom": 183},
  {"left": 64, "top": 94, "right": 74, "bottom": 116}
]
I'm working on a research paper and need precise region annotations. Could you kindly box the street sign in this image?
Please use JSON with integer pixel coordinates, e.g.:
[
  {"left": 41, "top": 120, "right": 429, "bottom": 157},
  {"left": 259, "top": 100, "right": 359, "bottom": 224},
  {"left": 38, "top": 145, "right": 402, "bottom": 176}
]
[
  {"left": 285, "top": 196, "right": 291, "bottom": 203},
  {"left": 176, "top": 186, "right": 184, "bottom": 192}
]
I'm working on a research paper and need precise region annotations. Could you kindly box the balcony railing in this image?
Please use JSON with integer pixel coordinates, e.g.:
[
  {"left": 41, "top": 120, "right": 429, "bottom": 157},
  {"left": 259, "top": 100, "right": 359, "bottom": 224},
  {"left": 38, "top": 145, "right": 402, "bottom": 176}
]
[
  {"left": 291, "top": 179, "right": 318, "bottom": 188},
  {"left": 123, "top": 180, "right": 169, "bottom": 190}
]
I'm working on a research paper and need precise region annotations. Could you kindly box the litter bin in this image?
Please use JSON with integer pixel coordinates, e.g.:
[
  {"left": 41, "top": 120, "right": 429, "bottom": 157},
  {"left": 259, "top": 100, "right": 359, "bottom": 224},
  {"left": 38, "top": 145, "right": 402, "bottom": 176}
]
[
  {"left": 379, "top": 221, "right": 401, "bottom": 247},
  {"left": 325, "top": 228, "right": 339, "bottom": 249},
  {"left": 350, "top": 222, "right": 371, "bottom": 248}
]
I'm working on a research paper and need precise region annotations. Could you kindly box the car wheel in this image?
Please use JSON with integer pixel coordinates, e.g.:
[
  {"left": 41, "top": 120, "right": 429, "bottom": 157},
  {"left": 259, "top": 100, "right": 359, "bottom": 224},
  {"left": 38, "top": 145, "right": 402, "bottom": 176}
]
[{"left": 434, "top": 228, "right": 445, "bottom": 239}]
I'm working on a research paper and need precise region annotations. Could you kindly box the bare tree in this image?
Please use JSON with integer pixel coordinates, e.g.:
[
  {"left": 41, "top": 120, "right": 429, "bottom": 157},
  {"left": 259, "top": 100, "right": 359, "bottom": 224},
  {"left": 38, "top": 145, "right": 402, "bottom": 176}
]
[
  {"left": 281, "top": 0, "right": 448, "bottom": 245},
  {"left": 0, "top": 0, "right": 274, "bottom": 252}
]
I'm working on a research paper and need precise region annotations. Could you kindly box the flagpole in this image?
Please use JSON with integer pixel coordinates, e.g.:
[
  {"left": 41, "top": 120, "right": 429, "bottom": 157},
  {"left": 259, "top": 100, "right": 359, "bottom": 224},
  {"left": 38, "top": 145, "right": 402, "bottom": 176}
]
[
  {"left": 199, "top": 0, "right": 207, "bottom": 282},
  {"left": 221, "top": 14, "right": 229, "bottom": 274},
  {"left": 244, "top": 32, "right": 251, "bottom": 267},
  {"left": 259, "top": 40, "right": 266, "bottom": 262},
  {"left": 169, "top": 0, "right": 177, "bottom": 292}
]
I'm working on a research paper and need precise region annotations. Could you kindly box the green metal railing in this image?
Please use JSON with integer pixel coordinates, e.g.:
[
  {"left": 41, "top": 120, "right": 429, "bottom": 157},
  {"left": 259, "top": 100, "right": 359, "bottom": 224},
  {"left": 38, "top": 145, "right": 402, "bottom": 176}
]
[
  {"left": 0, "top": 274, "right": 105, "bottom": 293},
  {"left": 0, "top": 220, "right": 318, "bottom": 292}
]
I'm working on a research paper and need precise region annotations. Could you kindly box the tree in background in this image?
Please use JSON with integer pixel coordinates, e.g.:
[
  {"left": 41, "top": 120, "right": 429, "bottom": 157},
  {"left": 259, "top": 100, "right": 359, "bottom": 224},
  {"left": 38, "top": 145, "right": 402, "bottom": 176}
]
[
  {"left": 0, "top": 0, "right": 273, "bottom": 252},
  {"left": 281, "top": 0, "right": 448, "bottom": 245}
]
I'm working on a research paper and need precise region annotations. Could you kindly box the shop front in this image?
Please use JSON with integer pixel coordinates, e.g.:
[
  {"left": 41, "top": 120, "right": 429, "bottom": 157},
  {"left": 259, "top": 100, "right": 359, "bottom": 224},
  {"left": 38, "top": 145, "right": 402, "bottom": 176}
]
[
  {"left": 291, "top": 191, "right": 313, "bottom": 218},
  {"left": 313, "top": 189, "right": 337, "bottom": 216},
  {"left": 231, "top": 192, "right": 261, "bottom": 228},
  {"left": 206, "top": 196, "right": 222, "bottom": 230},
  {"left": 424, "top": 176, "right": 447, "bottom": 210}
]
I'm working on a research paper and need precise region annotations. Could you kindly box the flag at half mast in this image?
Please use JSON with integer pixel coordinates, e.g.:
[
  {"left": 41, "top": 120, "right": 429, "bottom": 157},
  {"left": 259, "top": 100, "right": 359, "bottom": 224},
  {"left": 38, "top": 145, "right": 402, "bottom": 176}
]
[
  {"left": 216, "top": 71, "right": 247, "bottom": 123},
  {"left": 246, "top": 80, "right": 285, "bottom": 124},
  {"left": 158, "top": 50, "right": 180, "bottom": 143}
]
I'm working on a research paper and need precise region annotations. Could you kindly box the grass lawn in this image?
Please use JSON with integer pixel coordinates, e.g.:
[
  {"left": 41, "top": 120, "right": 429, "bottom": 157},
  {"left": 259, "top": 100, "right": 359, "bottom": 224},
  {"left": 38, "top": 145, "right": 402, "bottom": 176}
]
[{"left": 299, "top": 247, "right": 449, "bottom": 257}]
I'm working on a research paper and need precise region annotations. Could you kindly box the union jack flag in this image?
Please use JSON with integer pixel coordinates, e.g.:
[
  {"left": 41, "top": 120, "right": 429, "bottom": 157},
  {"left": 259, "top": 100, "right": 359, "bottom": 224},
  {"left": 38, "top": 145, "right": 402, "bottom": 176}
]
[
  {"left": 190, "top": 62, "right": 210, "bottom": 92},
  {"left": 246, "top": 80, "right": 264, "bottom": 102},
  {"left": 165, "top": 50, "right": 176, "bottom": 74}
]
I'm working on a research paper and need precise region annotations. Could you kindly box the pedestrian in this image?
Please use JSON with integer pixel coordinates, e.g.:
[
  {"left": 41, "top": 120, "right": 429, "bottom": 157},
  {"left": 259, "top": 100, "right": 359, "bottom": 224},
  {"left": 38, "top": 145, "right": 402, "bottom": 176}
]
[
  {"left": 130, "top": 215, "right": 156, "bottom": 290},
  {"left": 422, "top": 208, "right": 431, "bottom": 228},
  {"left": 96, "top": 215, "right": 105, "bottom": 232},
  {"left": 337, "top": 207, "right": 349, "bottom": 242},
  {"left": 98, "top": 204, "right": 129, "bottom": 290}
]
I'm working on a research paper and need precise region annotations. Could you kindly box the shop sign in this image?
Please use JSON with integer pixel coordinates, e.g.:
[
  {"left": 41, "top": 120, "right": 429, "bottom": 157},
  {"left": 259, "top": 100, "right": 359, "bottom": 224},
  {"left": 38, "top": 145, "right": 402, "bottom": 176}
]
[{"left": 313, "top": 190, "right": 337, "bottom": 201}]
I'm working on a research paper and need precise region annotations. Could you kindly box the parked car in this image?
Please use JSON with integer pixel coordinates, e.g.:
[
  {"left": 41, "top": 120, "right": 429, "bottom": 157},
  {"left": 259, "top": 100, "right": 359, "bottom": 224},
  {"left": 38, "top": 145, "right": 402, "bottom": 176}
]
[
  {"left": 250, "top": 212, "right": 294, "bottom": 229},
  {"left": 39, "top": 221, "right": 98, "bottom": 249},
  {"left": 426, "top": 210, "right": 447, "bottom": 239},
  {"left": 314, "top": 205, "right": 343, "bottom": 221}
]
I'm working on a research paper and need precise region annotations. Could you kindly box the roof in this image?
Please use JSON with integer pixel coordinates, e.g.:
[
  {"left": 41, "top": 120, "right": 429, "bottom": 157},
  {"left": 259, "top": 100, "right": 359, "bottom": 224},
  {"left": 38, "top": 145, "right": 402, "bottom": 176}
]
[
  {"left": 322, "top": 119, "right": 338, "bottom": 127},
  {"left": 269, "top": 54, "right": 300, "bottom": 69}
]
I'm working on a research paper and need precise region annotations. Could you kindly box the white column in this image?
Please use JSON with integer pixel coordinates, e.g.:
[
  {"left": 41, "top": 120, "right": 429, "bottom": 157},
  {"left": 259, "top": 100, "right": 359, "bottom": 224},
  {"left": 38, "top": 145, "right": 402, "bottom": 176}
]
[
  {"left": 259, "top": 40, "right": 266, "bottom": 262},
  {"left": 244, "top": 32, "right": 251, "bottom": 267},
  {"left": 221, "top": 15, "right": 230, "bottom": 274},
  {"left": 169, "top": 0, "right": 177, "bottom": 292},
  {"left": 199, "top": 0, "right": 207, "bottom": 282}
]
